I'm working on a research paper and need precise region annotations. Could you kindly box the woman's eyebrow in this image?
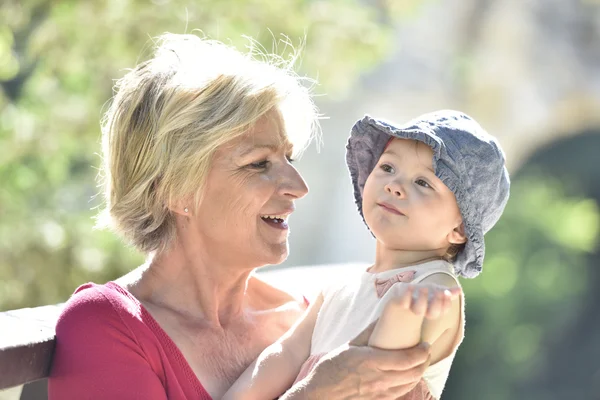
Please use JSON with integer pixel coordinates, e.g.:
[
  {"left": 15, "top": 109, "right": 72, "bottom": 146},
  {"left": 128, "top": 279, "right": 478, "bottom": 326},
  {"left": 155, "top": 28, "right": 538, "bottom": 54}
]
[
  {"left": 238, "top": 143, "right": 279, "bottom": 157},
  {"left": 237, "top": 141, "right": 294, "bottom": 158}
]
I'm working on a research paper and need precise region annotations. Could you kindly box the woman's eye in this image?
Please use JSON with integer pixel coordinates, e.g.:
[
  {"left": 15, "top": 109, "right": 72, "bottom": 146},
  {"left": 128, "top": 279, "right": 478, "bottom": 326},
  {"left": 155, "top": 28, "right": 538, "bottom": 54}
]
[
  {"left": 249, "top": 160, "right": 269, "bottom": 169},
  {"left": 286, "top": 155, "right": 295, "bottom": 164},
  {"left": 416, "top": 179, "right": 431, "bottom": 188},
  {"left": 380, "top": 163, "right": 394, "bottom": 173}
]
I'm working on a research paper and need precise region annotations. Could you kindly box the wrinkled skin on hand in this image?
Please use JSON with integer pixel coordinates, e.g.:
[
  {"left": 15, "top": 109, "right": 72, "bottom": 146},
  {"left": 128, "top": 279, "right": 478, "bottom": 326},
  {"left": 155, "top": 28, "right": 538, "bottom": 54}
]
[{"left": 301, "top": 322, "right": 434, "bottom": 400}]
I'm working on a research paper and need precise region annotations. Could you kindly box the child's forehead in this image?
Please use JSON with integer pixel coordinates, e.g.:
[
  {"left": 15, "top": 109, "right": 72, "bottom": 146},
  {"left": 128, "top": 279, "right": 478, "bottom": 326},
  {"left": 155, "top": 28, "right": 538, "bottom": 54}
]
[{"left": 381, "top": 138, "right": 434, "bottom": 169}]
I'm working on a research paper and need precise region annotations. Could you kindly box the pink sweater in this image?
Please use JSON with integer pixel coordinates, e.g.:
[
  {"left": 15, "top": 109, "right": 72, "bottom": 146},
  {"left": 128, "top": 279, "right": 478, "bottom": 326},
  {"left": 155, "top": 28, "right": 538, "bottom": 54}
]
[
  {"left": 48, "top": 282, "right": 212, "bottom": 400},
  {"left": 49, "top": 281, "right": 435, "bottom": 399}
]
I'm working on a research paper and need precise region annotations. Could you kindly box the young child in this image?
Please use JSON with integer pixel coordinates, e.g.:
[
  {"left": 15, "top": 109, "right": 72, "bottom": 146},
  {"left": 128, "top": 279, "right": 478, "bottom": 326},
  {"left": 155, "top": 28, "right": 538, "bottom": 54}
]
[{"left": 223, "top": 110, "right": 510, "bottom": 399}]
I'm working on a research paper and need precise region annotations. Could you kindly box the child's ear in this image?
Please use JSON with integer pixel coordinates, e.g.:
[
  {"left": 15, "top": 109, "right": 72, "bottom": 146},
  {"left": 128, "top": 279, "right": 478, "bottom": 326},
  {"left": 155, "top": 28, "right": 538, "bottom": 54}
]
[{"left": 448, "top": 222, "right": 467, "bottom": 245}]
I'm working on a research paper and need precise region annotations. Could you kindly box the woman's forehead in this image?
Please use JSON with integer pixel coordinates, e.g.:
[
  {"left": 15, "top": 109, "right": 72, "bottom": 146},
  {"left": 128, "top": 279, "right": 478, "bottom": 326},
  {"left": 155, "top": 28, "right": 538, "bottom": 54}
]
[
  {"left": 222, "top": 111, "right": 292, "bottom": 157},
  {"left": 247, "top": 111, "right": 289, "bottom": 146}
]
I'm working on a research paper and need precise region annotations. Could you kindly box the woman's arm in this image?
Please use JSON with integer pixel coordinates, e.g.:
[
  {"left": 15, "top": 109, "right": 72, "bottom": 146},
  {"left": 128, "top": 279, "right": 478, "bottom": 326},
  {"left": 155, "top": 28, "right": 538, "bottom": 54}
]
[
  {"left": 279, "top": 322, "right": 432, "bottom": 400},
  {"left": 222, "top": 292, "right": 324, "bottom": 400}
]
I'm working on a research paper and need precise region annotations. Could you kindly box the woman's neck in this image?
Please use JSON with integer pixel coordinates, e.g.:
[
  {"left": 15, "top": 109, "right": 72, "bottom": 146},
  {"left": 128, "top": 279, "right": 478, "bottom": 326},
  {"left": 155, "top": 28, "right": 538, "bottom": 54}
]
[
  {"left": 122, "top": 242, "right": 254, "bottom": 328},
  {"left": 370, "top": 243, "right": 445, "bottom": 274}
]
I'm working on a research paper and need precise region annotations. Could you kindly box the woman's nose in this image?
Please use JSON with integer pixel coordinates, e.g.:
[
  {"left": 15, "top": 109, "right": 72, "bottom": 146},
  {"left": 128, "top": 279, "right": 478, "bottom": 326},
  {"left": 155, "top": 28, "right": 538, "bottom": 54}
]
[{"left": 280, "top": 165, "right": 309, "bottom": 199}]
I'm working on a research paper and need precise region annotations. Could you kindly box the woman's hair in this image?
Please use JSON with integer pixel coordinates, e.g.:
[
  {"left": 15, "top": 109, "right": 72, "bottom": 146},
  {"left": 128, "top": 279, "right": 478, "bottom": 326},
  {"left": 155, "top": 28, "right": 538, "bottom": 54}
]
[{"left": 96, "top": 33, "right": 319, "bottom": 254}]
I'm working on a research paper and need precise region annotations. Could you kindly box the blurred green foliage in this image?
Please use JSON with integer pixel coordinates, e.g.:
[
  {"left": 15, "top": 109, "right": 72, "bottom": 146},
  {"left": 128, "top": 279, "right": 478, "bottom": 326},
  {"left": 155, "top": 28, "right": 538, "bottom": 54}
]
[
  {"left": 0, "top": 0, "right": 422, "bottom": 310},
  {"left": 445, "top": 172, "right": 599, "bottom": 399}
]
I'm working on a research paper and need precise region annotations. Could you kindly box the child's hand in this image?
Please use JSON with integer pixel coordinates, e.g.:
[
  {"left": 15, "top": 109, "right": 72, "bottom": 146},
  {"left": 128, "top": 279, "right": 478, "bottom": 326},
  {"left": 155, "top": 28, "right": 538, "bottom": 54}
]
[
  {"left": 389, "top": 283, "right": 462, "bottom": 320},
  {"left": 369, "top": 283, "right": 461, "bottom": 350}
]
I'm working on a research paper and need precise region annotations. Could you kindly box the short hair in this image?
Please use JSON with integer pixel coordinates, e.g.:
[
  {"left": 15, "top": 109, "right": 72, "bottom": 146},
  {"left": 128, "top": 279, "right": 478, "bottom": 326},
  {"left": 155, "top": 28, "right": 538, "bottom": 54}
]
[
  {"left": 96, "top": 33, "right": 319, "bottom": 254},
  {"left": 443, "top": 243, "right": 466, "bottom": 263}
]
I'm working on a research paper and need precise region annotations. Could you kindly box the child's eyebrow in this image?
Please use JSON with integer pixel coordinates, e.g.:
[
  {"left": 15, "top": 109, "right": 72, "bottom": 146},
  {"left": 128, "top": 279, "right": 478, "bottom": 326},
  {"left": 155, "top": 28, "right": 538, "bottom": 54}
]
[
  {"left": 420, "top": 162, "right": 435, "bottom": 173},
  {"left": 382, "top": 149, "right": 399, "bottom": 158},
  {"left": 382, "top": 149, "right": 435, "bottom": 173}
]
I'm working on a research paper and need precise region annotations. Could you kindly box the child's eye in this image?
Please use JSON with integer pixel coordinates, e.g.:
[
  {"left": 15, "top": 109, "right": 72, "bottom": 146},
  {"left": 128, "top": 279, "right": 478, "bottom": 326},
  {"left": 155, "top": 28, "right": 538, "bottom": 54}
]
[
  {"left": 249, "top": 160, "right": 270, "bottom": 169},
  {"left": 286, "top": 155, "right": 295, "bottom": 164},
  {"left": 415, "top": 179, "right": 431, "bottom": 188},
  {"left": 379, "top": 163, "right": 394, "bottom": 173}
]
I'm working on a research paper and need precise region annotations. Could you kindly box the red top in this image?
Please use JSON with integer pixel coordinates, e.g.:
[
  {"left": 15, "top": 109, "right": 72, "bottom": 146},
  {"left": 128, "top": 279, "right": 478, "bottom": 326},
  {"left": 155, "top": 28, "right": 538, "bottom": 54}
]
[{"left": 48, "top": 282, "right": 212, "bottom": 400}]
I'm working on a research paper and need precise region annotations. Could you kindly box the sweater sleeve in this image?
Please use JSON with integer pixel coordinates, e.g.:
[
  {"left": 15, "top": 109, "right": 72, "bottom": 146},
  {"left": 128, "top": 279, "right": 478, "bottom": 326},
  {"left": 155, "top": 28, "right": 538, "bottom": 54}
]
[{"left": 48, "top": 284, "right": 168, "bottom": 400}]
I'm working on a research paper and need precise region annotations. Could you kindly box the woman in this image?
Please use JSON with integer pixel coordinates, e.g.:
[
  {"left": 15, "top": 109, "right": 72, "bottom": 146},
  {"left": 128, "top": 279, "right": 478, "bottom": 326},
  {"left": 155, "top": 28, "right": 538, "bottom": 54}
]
[{"left": 48, "top": 33, "right": 433, "bottom": 399}]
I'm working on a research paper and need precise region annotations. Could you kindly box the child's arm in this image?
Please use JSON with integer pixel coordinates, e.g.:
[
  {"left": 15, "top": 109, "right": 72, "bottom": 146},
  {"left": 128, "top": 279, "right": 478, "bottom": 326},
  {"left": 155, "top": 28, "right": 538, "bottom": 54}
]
[
  {"left": 368, "top": 276, "right": 462, "bottom": 365},
  {"left": 222, "top": 292, "right": 324, "bottom": 400},
  {"left": 418, "top": 273, "right": 463, "bottom": 365}
]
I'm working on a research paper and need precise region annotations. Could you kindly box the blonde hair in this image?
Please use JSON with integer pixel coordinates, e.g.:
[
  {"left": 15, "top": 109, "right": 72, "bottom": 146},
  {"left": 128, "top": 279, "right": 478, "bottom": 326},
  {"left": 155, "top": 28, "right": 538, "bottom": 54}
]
[
  {"left": 442, "top": 243, "right": 466, "bottom": 263},
  {"left": 96, "top": 33, "right": 319, "bottom": 254}
]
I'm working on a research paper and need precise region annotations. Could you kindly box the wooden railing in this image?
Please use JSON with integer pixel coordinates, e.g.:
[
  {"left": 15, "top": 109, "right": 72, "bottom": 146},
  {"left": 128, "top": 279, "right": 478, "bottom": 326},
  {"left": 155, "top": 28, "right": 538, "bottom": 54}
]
[
  {"left": 0, "top": 263, "right": 364, "bottom": 400},
  {"left": 0, "top": 304, "right": 63, "bottom": 399}
]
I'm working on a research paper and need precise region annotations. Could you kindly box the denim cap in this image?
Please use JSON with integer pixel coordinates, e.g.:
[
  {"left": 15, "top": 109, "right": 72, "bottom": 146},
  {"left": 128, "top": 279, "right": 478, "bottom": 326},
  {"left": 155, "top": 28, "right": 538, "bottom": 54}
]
[{"left": 346, "top": 110, "right": 510, "bottom": 278}]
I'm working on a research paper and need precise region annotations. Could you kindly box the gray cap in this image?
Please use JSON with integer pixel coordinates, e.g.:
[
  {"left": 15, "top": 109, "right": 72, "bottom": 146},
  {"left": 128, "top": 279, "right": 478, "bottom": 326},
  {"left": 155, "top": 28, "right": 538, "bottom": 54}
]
[{"left": 346, "top": 110, "right": 510, "bottom": 278}]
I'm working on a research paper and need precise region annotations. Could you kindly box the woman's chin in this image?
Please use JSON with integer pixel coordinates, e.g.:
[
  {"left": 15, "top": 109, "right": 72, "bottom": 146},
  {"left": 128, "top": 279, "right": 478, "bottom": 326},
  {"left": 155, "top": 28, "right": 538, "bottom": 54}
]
[{"left": 264, "top": 243, "right": 289, "bottom": 266}]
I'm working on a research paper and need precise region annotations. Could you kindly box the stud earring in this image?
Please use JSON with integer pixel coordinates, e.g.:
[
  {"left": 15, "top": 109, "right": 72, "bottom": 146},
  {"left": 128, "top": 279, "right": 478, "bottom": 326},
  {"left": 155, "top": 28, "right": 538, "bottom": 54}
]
[{"left": 184, "top": 207, "right": 189, "bottom": 213}]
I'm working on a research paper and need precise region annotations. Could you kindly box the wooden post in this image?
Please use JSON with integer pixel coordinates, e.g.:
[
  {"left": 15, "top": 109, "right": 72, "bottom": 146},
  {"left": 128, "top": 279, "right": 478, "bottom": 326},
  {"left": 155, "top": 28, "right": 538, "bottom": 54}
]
[{"left": 0, "top": 304, "right": 63, "bottom": 391}]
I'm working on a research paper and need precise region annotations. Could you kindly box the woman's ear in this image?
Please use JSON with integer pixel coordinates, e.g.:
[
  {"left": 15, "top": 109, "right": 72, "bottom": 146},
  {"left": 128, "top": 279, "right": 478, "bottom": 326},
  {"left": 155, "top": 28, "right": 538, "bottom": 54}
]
[
  {"left": 171, "top": 205, "right": 190, "bottom": 217},
  {"left": 169, "top": 196, "right": 194, "bottom": 217},
  {"left": 448, "top": 222, "right": 467, "bottom": 245}
]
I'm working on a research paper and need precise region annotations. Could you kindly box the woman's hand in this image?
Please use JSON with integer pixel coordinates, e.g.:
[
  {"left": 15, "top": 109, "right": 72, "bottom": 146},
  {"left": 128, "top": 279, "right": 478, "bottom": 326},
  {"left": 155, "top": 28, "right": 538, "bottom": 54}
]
[{"left": 281, "top": 322, "right": 432, "bottom": 400}]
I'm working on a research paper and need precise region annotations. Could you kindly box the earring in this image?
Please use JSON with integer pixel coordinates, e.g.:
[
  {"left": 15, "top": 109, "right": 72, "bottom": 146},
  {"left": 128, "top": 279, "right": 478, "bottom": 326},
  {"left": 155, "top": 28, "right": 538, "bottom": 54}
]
[{"left": 184, "top": 207, "right": 189, "bottom": 213}]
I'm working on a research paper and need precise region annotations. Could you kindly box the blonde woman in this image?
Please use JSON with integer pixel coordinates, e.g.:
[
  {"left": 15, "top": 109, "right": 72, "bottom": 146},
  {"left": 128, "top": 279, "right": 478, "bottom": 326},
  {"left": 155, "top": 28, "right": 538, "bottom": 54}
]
[{"left": 48, "top": 33, "right": 433, "bottom": 400}]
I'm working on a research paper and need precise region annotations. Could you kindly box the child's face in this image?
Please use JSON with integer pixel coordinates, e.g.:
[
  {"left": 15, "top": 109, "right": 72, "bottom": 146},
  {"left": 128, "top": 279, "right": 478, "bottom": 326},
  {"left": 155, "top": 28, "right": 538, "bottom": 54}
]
[{"left": 362, "top": 138, "right": 465, "bottom": 252}]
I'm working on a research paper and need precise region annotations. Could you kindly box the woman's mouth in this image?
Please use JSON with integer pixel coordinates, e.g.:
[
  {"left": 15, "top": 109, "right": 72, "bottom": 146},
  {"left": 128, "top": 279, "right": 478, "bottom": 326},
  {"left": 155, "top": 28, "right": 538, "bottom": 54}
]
[{"left": 260, "top": 214, "right": 289, "bottom": 230}]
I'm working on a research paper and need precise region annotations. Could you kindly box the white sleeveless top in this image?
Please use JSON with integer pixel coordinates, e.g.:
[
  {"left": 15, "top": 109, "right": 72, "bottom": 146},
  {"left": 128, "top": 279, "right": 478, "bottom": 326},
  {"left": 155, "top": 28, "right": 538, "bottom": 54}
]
[{"left": 310, "top": 260, "right": 465, "bottom": 399}]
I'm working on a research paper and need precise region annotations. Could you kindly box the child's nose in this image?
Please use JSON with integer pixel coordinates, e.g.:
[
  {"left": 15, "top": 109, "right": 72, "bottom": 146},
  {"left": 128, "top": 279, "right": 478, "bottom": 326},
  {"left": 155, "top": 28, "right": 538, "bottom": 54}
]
[{"left": 385, "top": 180, "right": 405, "bottom": 198}]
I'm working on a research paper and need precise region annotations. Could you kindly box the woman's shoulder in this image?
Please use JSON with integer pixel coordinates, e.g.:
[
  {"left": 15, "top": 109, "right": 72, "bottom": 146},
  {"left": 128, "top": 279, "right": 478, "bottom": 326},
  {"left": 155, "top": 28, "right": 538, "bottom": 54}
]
[
  {"left": 62, "top": 281, "right": 140, "bottom": 313},
  {"left": 56, "top": 281, "right": 143, "bottom": 338},
  {"left": 50, "top": 282, "right": 182, "bottom": 399}
]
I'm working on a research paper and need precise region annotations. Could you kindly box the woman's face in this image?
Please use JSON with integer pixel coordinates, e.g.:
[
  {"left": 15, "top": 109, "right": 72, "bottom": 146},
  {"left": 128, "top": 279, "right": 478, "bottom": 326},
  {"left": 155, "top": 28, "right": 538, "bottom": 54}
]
[{"left": 193, "top": 110, "right": 308, "bottom": 268}]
